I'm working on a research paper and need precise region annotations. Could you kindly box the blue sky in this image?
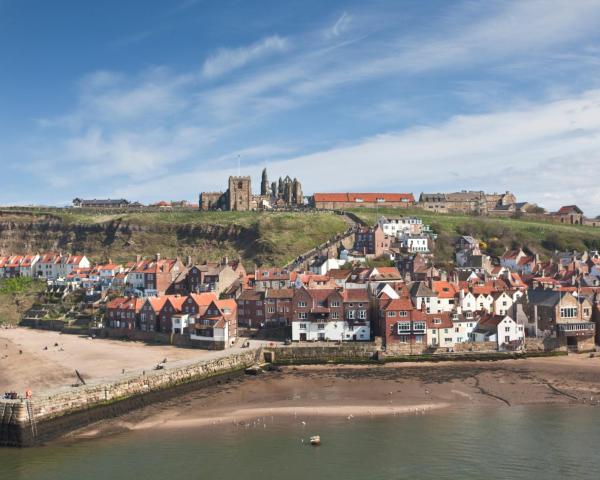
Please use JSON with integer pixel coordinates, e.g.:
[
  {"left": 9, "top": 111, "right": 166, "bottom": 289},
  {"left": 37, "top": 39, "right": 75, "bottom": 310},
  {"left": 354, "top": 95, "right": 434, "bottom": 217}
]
[{"left": 2, "top": 0, "right": 600, "bottom": 215}]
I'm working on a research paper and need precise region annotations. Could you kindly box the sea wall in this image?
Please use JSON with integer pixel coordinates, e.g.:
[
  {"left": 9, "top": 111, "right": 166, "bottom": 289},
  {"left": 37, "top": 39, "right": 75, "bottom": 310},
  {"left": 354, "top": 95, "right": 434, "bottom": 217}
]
[
  {"left": 265, "top": 345, "right": 378, "bottom": 364},
  {"left": 0, "top": 348, "right": 259, "bottom": 447}
]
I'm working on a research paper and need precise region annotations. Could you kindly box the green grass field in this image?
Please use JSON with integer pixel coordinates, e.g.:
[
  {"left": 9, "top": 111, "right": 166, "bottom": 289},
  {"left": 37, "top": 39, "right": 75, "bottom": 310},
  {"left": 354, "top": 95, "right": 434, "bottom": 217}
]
[{"left": 350, "top": 207, "right": 600, "bottom": 260}]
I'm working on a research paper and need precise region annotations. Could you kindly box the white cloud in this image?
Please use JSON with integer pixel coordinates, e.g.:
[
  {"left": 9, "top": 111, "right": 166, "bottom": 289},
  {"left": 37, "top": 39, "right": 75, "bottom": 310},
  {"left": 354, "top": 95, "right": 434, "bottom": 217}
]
[
  {"left": 327, "top": 12, "right": 352, "bottom": 38},
  {"left": 116, "top": 89, "right": 600, "bottom": 215},
  {"left": 201, "top": 35, "right": 289, "bottom": 79}
]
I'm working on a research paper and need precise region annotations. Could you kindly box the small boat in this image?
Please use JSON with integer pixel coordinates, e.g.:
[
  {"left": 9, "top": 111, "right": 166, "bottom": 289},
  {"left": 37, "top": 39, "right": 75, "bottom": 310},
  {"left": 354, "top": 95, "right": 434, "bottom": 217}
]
[{"left": 309, "top": 435, "right": 321, "bottom": 446}]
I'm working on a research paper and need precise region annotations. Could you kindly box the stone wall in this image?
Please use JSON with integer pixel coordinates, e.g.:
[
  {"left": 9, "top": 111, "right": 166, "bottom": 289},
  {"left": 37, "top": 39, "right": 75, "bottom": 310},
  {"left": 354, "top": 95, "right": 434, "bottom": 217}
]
[
  {"left": 453, "top": 341, "right": 498, "bottom": 352},
  {"left": 0, "top": 349, "right": 259, "bottom": 447},
  {"left": 523, "top": 338, "right": 567, "bottom": 352},
  {"left": 266, "top": 345, "right": 378, "bottom": 364}
]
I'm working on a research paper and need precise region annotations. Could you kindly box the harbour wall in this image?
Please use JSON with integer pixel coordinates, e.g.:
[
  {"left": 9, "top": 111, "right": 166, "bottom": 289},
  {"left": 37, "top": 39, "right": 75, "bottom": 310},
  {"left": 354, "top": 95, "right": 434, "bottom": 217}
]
[{"left": 0, "top": 348, "right": 259, "bottom": 447}]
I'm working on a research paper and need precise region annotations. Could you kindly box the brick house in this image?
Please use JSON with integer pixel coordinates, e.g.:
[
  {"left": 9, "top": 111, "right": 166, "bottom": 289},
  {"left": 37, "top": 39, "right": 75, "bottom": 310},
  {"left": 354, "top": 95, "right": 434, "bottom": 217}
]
[
  {"left": 291, "top": 287, "right": 370, "bottom": 341},
  {"left": 186, "top": 260, "right": 238, "bottom": 296},
  {"left": 312, "top": 192, "right": 415, "bottom": 210},
  {"left": 190, "top": 299, "right": 238, "bottom": 348},
  {"left": 525, "top": 289, "right": 595, "bottom": 351},
  {"left": 264, "top": 288, "right": 294, "bottom": 325},
  {"left": 254, "top": 268, "right": 291, "bottom": 290},
  {"left": 551, "top": 205, "right": 584, "bottom": 225},
  {"left": 354, "top": 224, "right": 391, "bottom": 257},
  {"left": 237, "top": 290, "right": 265, "bottom": 327},
  {"left": 130, "top": 255, "right": 185, "bottom": 295},
  {"left": 378, "top": 297, "right": 428, "bottom": 351},
  {"left": 106, "top": 297, "right": 143, "bottom": 329}
]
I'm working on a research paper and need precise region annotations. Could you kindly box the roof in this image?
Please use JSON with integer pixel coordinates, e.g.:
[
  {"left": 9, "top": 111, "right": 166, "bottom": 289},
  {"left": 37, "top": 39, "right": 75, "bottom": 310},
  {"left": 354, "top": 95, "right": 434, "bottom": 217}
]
[
  {"left": 381, "top": 297, "right": 414, "bottom": 311},
  {"left": 188, "top": 292, "right": 218, "bottom": 306},
  {"left": 431, "top": 281, "right": 458, "bottom": 299},
  {"left": 265, "top": 288, "right": 294, "bottom": 299},
  {"left": 409, "top": 281, "right": 436, "bottom": 298},
  {"left": 555, "top": 205, "right": 583, "bottom": 215},
  {"left": 342, "top": 288, "right": 369, "bottom": 302},
  {"left": 313, "top": 192, "right": 415, "bottom": 203},
  {"left": 527, "top": 288, "right": 562, "bottom": 307}
]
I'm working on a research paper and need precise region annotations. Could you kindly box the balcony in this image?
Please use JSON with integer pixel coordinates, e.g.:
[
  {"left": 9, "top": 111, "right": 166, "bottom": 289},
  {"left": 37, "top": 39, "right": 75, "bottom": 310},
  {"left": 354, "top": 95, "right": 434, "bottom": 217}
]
[{"left": 556, "top": 322, "right": 595, "bottom": 336}]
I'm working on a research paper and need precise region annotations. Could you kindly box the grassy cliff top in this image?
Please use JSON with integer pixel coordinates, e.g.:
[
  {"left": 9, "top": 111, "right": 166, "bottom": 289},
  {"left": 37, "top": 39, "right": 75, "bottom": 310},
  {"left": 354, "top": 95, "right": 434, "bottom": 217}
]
[
  {"left": 0, "top": 210, "right": 350, "bottom": 267},
  {"left": 351, "top": 207, "right": 600, "bottom": 261}
]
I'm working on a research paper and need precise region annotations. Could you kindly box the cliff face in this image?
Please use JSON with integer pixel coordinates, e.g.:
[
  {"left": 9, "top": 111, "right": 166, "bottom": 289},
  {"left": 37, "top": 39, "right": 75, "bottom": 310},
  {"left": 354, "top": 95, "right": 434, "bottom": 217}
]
[{"left": 0, "top": 214, "right": 263, "bottom": 265}]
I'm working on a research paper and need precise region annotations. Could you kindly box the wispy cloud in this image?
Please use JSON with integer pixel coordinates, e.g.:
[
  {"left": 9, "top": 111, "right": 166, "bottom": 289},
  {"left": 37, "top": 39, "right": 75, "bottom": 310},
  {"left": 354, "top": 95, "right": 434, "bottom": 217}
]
[
  {"left": 10, "top": 0, "right": 600, "bottom": 212},
  {"left": 117, "top": 88, "right": 600, "bottom": 214},
  {"left": 202, "top": 35, "right": 289, "bottom": 79},
  {"left": 327, "top": 11, "right": 352, "bottom": 38}
]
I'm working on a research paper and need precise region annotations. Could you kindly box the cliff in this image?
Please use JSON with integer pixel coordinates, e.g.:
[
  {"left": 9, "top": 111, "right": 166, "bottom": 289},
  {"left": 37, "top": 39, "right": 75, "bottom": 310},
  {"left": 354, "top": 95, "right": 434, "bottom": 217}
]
[{"left": 0, "top": 210, "right": 349, "bottom": 267}]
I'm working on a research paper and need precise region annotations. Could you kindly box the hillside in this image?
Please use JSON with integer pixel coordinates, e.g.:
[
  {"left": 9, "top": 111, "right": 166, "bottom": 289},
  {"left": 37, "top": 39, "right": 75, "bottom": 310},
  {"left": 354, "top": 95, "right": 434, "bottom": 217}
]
[
  {"left": 352, "top": 207, "right": 600, "bottom": 264},
  {"left": 0, "top": 277, "right": 46, "bottom": 325},
  {"left": 0, "top": 210, "right": 350, "bottom": 267}
]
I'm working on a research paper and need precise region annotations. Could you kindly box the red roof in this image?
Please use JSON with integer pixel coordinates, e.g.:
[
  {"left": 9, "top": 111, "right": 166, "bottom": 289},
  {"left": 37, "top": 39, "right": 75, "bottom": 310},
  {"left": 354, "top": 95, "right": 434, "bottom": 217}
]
[
  {"left": 381, "top": 297, "right": 414, "bottom": 311},
  {"left": 555, "top": 205, "right": 583, "bottom": 215},
  {"left": 313, "top": 193, "right": 415, "bottom": 203}
]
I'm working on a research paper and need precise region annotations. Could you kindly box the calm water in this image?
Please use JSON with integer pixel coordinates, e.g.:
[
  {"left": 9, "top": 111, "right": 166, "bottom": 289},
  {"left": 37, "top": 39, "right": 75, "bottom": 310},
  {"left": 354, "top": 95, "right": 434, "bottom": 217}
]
[{"left": 1, "top": 406, "right": 599, "bottom": 480}]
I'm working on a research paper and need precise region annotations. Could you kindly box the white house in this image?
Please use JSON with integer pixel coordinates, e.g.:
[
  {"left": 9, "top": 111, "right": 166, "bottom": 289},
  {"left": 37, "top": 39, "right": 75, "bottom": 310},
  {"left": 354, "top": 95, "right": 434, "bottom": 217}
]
[
  {"left": 19, "top": 255, "right": 40, "bottom": 277},
  {"left": 172, "top": 313, "right": 193, "bottom": 335},
  {"left": 451, "top": 312, "right": 478, "bottom": 344},
  {"left": 378, "top": 216, "right": 423, "bottom": 238},
  {"left": 292, "top": 319, "right": 370, "bottom": 342},
  {"left": 403, "top": 236, "right": 429, "bottom": 253},
  {"left": 472, "top": 314, "right": 524, "bottom": 349},
  {"left": 426, "top": 314, "right": 455, "bottom": 349},
  {"left": 458, "top": 290, "right": 477, "bottom": 313},
  {"left": 492, "top": 291, "right": 513, "bottom": 316},
  {"left": 474, "top": 293, "right": 494, "bottom": 313},
  {"left": 35, "top": 253, "right": 62, "bottom": 279},
  {"left": 56, "top": 255, "right": 91, "bottom": 278}
]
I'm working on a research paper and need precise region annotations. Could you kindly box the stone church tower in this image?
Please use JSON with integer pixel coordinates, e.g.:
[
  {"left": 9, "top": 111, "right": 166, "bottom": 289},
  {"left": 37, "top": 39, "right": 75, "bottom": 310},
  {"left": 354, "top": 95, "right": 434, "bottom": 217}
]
[
  {"left": 260, "top": 168, "right": 269, "bottom": 196},
  {"left": 228, "top": 176, "right": 251, "bottom": 211}
]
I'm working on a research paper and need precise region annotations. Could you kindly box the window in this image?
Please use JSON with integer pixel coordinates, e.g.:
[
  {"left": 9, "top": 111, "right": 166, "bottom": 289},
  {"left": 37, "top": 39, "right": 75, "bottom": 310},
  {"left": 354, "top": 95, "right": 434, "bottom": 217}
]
[
  {"left": 318, "top": 324, "right": 325, "bottom": 330},
  {"left": 298, "top": 301, "right": 307, "bottom": 308},
  {"left": 399, "top": 311, "right": 408, "bottom": 317},
  {"left": 560, "top": 307, "right": 577, "bottom": 318},
  {"left": 434, "top": 318, "right": 441, "bottom": 324},
  {"left": 299, "top": 323, "right": 307, "bottom": 329},
  {"left": 388, "top": 311, "right": 396, "bottom": 317},
  {"left": 505, "top": 326, "right": 510, "bottom": 332},
  {"left": 413, "top": 321, "right": 426, "bottom": 331},
  {"left": 331, "top": 301, "right": 340, "bottom": 307},
  {"left": 332, "top": 311, "right": 339, "bottom": 319},
  {"left": 298, "top": 312, "right": 307, "bottom": 320},
  {"left": 267, "top": 307, "right": 275, "bottom": 313},
  {"left": 397, "top": 322, "right": 411, "bottom": 333},
  {"left": 347, "top": 310, "right": 355, "bottom": 319},
  {"left": 358, "top": 310, "right": 367, "bottom": 320},
  {"left": 454, "top": 327, "right": 459, "bottom": 333}
]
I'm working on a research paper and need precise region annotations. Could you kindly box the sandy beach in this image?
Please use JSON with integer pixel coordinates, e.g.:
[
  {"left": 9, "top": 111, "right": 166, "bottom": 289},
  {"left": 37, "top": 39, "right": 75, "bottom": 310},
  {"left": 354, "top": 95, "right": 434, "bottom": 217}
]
[
  {"left": 67, "top": 354, "right": 600, "bottom": 440},
  {"left": 0, "top": 328, "right": 211, "bottom": 394}
]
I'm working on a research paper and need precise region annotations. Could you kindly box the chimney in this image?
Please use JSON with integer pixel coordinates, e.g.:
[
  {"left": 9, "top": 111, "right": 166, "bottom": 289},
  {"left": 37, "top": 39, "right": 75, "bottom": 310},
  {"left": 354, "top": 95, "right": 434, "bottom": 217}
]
[
  {"left": 186, "top": 255, "right": 193, "bottom": 266},
  {"left": 136, "top": 254, "right": 141, "bottom": 263},
  {"left": 156, "top": 253, "right": 161, "bottom": 261}
]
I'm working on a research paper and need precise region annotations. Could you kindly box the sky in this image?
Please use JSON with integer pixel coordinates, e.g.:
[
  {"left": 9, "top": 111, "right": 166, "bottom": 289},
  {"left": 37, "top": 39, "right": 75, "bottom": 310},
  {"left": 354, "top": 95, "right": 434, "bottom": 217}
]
[{"left": 1, "top": 0, "right": 600, "bottom": 215}]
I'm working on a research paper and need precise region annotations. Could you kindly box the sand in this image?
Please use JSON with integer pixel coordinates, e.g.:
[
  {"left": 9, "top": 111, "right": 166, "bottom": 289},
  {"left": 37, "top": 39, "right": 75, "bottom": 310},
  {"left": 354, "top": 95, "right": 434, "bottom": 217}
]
[
  {"left": 65, "top": 354, "right": 600, "bottom": 440},
  {"left": 0, "top": 328, "right": 218, "bottom": 394}
]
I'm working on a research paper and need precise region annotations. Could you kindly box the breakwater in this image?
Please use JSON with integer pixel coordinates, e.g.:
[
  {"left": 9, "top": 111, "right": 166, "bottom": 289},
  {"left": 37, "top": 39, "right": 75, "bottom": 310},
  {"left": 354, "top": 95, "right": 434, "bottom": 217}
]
[{"left": 0, "top": 348, "right": 260, "bottom": 447}]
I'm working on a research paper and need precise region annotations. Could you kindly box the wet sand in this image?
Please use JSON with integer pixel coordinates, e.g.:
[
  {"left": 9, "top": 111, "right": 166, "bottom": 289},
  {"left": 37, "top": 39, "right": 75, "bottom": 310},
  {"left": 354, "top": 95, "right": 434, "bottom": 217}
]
[{"left": 68, "top": 354, "right": 600, "bottom": 440}]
